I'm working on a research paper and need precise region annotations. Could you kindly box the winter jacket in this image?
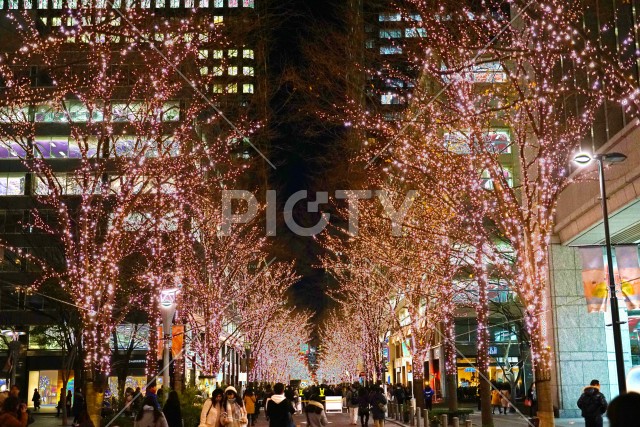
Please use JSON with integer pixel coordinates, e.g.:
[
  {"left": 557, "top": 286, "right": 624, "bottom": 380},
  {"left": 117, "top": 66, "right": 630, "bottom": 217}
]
[
  {"left": 0, "top": 411, "right": 28, "bottom": 427},
  {"left": 221, "top": 401, "right": 248, "bottom": 427},
  {"left": 577, "top": 386, "right": 608, "bottom": 419},
  {"left": 199, "top": 399, "right": 223, "bottom": 427},
  {"left": 134, "top": 406, "right": 169, "bottom": 427},
  {"left": 265, "top": 394, "right": 294, "bottom": 427},
  {"left": 369, "top": 392, "right": 387, "bottom": 420},
  {"left": 244, "top": 395, "right": 257, "bottom": 415},
  {"left": 305, "top": 401, "right": 327, "bottom": 427}
]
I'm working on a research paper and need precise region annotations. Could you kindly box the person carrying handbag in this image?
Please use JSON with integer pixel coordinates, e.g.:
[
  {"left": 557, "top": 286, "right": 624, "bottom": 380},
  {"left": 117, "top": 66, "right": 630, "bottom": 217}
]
[
  {"left": 199, "top": 389, "right": 224, "bottom": 427},
  {"left": 221, "top": 387, "right": 248, "bottom": 427}
]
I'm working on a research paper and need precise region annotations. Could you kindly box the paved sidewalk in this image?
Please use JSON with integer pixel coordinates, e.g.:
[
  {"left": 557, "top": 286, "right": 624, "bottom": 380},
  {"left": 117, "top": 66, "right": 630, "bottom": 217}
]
[{"left": 385, "top": 411, "right": 607, "bottom": 426}]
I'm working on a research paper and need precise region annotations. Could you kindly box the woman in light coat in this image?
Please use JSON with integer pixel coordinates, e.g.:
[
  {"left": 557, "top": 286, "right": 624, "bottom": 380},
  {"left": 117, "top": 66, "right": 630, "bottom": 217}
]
[
  {"left": 305, "top": 397, "right": 328, "bottom": 427},
  {"left": 134, "top": 396, "right": 169, "bottom": 427},
  {"left": 221, "top": 387, "right": 248, "bottom": 427},
  {"left": 200, "top": 389, "right": 225, "bottom": 427}
]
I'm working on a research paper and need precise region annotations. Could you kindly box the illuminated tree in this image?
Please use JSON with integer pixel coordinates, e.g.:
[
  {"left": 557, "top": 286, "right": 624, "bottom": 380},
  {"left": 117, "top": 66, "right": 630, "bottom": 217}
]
[
  {"left": 343, "top": 1, "right": 640, "bottom": 424},
  {"left": 0, "top": 5, "right": 244, "bottom": 423}
]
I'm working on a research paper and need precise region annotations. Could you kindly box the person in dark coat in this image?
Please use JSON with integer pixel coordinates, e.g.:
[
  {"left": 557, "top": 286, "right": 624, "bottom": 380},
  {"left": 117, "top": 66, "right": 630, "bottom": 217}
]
[
  {"left": 72, "top": 388, "right": 85, "bottom": 426},
  {"left": 162, "top": 391, "right": 183, "bottom": 427},
  {"left": 577, "top": 380, "right": 608, "bottom": 427},
  {"left": 265, "top": 383, "right": 294, "bottom": 427},
  {"left": 31, "top": 389, "right": 41, "bottom": 412},
  {"left": 369, "top": 387, "right": 387, "bottom": 427},
  {"left": 606, "top": 392, "right": 640, "bottom": 427},
  {"left": 422, "top": 385, "right": 434, "bottom": 411}
]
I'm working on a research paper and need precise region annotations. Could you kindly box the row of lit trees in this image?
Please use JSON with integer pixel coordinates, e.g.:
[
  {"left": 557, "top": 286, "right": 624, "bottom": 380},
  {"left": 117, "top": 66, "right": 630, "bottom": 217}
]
[
  {"left": 0, "top": 4, "right": 294, "bottom": 425},
  {"left": 316, "top": 0, "right": 639, "bottom": 425}
]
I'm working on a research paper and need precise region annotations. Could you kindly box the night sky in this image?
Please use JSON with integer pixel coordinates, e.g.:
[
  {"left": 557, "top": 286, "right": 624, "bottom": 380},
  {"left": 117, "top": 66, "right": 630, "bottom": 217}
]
[{"left": 266, "top": 0, "right": 344, "bottom": 322}]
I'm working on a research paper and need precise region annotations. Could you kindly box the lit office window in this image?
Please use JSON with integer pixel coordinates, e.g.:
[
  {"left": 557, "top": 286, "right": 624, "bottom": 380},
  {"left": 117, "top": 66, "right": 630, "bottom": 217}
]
[
  {"left": 379, "top": 13, "right": 401, "bottom": 21},
  {"left": 199, "top": 0, "right": 208, "bottom": 6},
  {"left": 198, "top": 50, "right": 208, "bottom": 59},
  {"left": 36, "top": 0, "right": 46, "bottom": 8},
  {"left": 213, "top": 84, "right": 224, "bottom": 93},
  {"left": 379, "top": 29, "right": 401, "bottom": 38},
  {"left": 52, "top": 17, "right": 61, "bottom": 25},
  {"left": 227, "top": 83, "right": 237, "bottom": 93},
  {"left": 228, "top": 66, "right": 238, "bottom": 76},
  {"left": 242, "top": 83, "right": 254, "bottom": 93},
  {"left": 213, "top": 15, "right": 223, "bottom": 24},
  {"left": 200, "top": 67, "right": 209, "bottom": 76},
  {"left": 242, "top": 66, "right": 254, "bottom": 76},
  {"left": 213, "top": 50, "right": 223, "bottom": 59},
  {"left": 23, "top": 0, "right": 33, "bottom": 8},
  {"left": 169, "top": 0, "right": 179, "bottom": 7},
  {"left": 242, "top": 49, "right": 254, "bottom": 59},
  {"left": 228, "top": 0, "right": 237, "bottom": 6},
  {"left": 213, "top": 0, "right": 221, "bottom": 5},
  {"left": 380, "top": 93, "right": 404, "bottom": 105},
  {"left": 380, "top": 46, "right": 402, "bottom": 55},
  {"left": 405, "top": 28, "right": 426, "bottom": 38},
  {"left": 228, "top": 49, "right": 238, "bottom": 57},
  {"left": 481, "top": 167, "right": 513, "bottom": 190},
  {"left": 0, "top": 174, "right": 25, "bottom": 196},
  {"left": 243, "top": 0, "right": 253, "bottom": 6},
  {"left": 212, "top": 66, "right": 223, "bottom": 76}
]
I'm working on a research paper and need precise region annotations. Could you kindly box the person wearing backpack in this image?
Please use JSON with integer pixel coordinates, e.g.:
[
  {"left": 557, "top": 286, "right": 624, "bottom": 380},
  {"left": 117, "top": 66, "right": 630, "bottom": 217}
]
[
  {"left": 346, "top": 384, "right": 360, "bottom": 425},
  {"left": 577, "top": 379, "right": 608, "bottom": 427},
  {"left": 199, "top": 388, "right": 224, "bottom": 427}
]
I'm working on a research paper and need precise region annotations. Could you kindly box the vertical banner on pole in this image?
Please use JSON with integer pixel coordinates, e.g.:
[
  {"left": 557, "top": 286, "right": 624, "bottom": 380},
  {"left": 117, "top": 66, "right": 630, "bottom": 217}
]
[
  {"left": 579, "top": 247, "right": 608, "bottom": 312},
  {"left": 614, "top": 245, "right": 640, "bottom": 310}
]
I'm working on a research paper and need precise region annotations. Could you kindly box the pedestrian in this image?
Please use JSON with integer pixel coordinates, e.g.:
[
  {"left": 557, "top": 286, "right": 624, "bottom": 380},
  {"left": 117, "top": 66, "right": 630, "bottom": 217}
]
[
  {"left": 73, "top": 388, "right": 85, "bottom": 426},
  {"left": 31, "top": 389, "right": 40, "bottom": 412},
  {"left": 369, "top": 386, "right": 387, "bottom": 427},
  {"left": 304, "top": 397, "right": 327, "bottom": 427},
  {"left": 76, "top": 409, "right": 95, "bottom": 427},
  {"left": 606, "top": 391, "right": 640, "bottom": 427},
  {"left": 199, "top": 388, "right": 224, "bottom": 427},
  {"left": 135, "top": 395, "right": 169, "bottom": 427},
  {"left": 0, "top": 396, "right": 28, "bottom": 427},
  {"left": 393, "top": 385, "right": 405, "bottom": 406},
  {"left": 265, "top": 383, "right": 295, "bottom": 427},
  {"left": 490, "top": 388, "right": 502, "bottom": 414},
  {"left": 500, "top": 388, "right": 511, "bottom": 415},
  {"left": 244, "top": 390, "right": 257, "bottom": 426},
  {"left": 163, "top": 390, "right": 183, "bottom": 427},
  {"left": 347, "top": 384, "right": 359, "bottom": 425},
  {"left": 221, "top": 386, "right": 248, "bottom": 427},
  {"left": 146, "top": 382, "right": 161, "bottom": 410},
  {"left": 56, "top": 395, "right": 62, "bottom": 417},
  {"left": 422, "top": 385, "right": 434, "bottom": 411},
  {"left": 66, "top": 390, "right": 73, "bottom": 416},
  {"left": 125, "top": 388, "right": 134, "bottom": 417},
  {"left": 577, "top": 379, "right": 608, "bottom": 427},
  {"left": 525, "top": 383, "right": 537, "bottom": 417},
  {"left": 357, "top": 387, "right": 370, "bottom": 427}
]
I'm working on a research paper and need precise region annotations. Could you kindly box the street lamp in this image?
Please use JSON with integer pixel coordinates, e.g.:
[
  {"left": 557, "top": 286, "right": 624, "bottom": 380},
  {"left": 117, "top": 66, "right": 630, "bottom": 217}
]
[
  {"left": 159, "top": 287, "right": 180, "bottom": 393},
  {"left": 573, "top": 151, "right": 628, "bottom": 394}
]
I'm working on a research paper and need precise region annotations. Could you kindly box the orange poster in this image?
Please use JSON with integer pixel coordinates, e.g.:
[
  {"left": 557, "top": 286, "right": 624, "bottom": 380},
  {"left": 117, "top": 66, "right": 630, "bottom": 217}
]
[
  {"left": 580, "top": 247, "right": 608, "bottom": 313},
  {"left": 615, "top": 245, "right": 640, "bottom": 310}
]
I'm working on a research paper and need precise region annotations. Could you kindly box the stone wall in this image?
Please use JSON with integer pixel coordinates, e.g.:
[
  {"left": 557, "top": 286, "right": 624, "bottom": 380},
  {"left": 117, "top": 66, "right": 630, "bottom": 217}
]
[{"left": 548, "top": 244, "right": 632, "bottom": 418}]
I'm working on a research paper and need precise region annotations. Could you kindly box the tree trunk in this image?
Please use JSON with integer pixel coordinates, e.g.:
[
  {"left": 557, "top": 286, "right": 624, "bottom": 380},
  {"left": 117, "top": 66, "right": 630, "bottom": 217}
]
[
  {"left": 479, "top": 373, "right": 493, "bottom": 427},
  {"left": 535, "top": 374, "right": 554, "bottom": 427},
  {"left": 86, "top": 377, "right": 106, "bottom": 427},
  {"left": 446, "top": 372, "right": 458, "bottom": 412},
  {"left": 61, "top": 379, "right": 69, "bottom": 426},
  {"left": 412, "top": 375, "right": 424, "bottom": 410}
]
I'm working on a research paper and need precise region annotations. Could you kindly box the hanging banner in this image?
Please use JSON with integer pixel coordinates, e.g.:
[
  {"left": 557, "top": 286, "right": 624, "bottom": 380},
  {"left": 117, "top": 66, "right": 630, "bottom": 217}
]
[
  {"left": 579, "top": 247, "right": 608, "bottom": 312},
  {"left": 615, "top": 245, "right": 640, "bottom": 310}
]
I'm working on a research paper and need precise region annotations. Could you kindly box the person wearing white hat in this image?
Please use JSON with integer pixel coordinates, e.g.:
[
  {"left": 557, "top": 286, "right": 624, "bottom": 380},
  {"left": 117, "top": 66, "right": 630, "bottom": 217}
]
[{"left": 221, "top": 387, "right": 248, "bottom": 427}]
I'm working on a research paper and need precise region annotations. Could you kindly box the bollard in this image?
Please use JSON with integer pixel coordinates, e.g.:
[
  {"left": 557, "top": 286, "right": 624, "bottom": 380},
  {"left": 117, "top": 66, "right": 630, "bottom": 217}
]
[
  {"left": 465, "top": 421, "right": 472, "bottom": 427},
  {"left": 423, "top": 409, "right": 429, "bottom": 427},
  {"left": 440, "top": 414, "right": 448, "bottom": 426},
  {"left": 452, "top": 417, "right": 459, "bottom": 427},
  {"left": 415, "top": 407, "right": 421, "bottom": 427}
]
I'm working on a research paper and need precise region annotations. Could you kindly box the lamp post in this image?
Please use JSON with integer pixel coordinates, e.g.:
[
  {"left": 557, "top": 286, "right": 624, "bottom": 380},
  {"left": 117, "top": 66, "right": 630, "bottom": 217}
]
[
  {"left": 159, "top": 288, "right": 179, "bottom": 393},
  {"left": 574, "top": 151, "right": 628, "bottom": 394}
]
